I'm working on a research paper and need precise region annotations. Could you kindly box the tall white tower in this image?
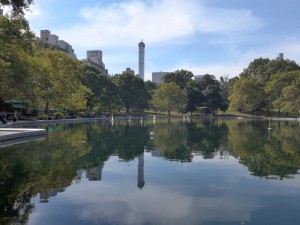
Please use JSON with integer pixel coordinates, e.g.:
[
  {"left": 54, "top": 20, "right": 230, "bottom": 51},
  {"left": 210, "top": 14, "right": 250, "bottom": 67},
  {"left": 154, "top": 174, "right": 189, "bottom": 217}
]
[{"left": 138, "top": 40, "right": 145, "bottom": 80}]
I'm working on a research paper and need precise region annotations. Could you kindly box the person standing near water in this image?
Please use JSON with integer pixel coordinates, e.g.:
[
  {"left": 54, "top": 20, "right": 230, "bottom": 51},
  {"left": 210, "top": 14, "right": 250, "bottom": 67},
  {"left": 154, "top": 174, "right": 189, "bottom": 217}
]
[{"left": 13, "top": 111, "right": 18, "bottom": 122}]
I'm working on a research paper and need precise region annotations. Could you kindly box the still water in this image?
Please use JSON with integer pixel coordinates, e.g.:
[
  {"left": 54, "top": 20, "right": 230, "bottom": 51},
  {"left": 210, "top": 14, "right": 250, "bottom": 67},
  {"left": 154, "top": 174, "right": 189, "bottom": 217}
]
[{"left": 1, "top": 119, "right": 300, "bottom": 225}]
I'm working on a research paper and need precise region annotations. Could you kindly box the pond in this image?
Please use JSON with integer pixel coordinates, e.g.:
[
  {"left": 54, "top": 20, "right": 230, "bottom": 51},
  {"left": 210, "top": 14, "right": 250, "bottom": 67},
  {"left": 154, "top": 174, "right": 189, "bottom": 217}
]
[{"left": 1, "top": 118, "right": 300, "bottom": 225}]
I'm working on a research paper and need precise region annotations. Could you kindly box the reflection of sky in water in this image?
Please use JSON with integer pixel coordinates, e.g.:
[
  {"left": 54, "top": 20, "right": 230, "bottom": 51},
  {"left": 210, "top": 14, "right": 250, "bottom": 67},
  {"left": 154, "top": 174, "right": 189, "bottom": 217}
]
[{"left": 28, "top": 155, "right": 300, "bottom": 225}]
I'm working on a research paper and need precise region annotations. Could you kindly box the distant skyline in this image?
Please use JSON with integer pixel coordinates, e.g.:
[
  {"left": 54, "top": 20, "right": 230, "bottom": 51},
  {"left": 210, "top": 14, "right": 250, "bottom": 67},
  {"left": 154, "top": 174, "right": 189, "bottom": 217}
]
[{"left": 3, "top": 0, "right": 300, "bottom": 80}]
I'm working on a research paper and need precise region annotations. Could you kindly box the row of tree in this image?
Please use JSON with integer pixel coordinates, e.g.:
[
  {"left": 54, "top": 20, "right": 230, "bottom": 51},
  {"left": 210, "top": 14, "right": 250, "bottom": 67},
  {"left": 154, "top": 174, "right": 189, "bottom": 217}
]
[
  {"left": 229, "top": 58, "right": 300, "bottom": 116},
  {"left": 1, "top": 10, "right": 300, "bottom": 116},
  {"left": 0, "top": 13, "right": 230, "bottom": 116}
]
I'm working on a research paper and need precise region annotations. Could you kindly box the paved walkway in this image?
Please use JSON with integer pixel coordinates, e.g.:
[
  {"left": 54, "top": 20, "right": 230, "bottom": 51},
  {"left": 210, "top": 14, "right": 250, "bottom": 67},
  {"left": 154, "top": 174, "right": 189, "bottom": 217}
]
[{"left": 0, "top": 118, "right": 105, "bottom": 147}]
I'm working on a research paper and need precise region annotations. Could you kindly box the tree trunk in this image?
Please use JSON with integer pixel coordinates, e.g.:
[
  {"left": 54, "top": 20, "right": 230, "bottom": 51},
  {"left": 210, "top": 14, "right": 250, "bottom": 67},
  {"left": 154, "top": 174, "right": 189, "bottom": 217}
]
[
  {"left": 45, "top": 101, "right": 49, "bottom": 115},
  {"left": 168, "top": 109, "right": 171, "bottom": 116}
]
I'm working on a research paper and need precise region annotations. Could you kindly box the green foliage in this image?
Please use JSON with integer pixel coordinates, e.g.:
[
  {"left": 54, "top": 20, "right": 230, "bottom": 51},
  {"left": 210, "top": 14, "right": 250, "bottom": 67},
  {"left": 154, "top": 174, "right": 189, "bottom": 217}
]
[
  {"left": 151, "top": 82, "right": 187, "bottom": 116},
  {"left": 29, "top": 48, "right": 90, "bottom": 112},
  {"left": 144, "top": 80, "right": 158, "bottom": 96},
  {"left": 231, "top": 57, "right": 300, "bottom": 115},
  {"left": 195, "top": 74, "right": 228, "bottom": 114},
  {"left": 265, "top": 70, "right": 300, "bottom": 114},
  {"left": 240, "top": 57, "right": 300, "bottom": 84},
  {"left": 0, "top": 0, "right": 33, "bottom": 14},
  {"left": 162, "top": 69, "right": 193, "bottom": 90},
  {"left": 227, "top": 120, "right": 300, "bottom": 179},
  {"left": 184, "top": 81, "right": 204, "bottom": 114},
  {"left": 115, "top": 73, "right": 150, "bottom": 113},
  {"left": 0, "top": 15, "right": 34, "bottom": 100},
  {"left": 229, "top": 77, "right": 265, "bottom": 115},
  {"left": 82, "top": 66, "right": 119, "bottom": 113}
]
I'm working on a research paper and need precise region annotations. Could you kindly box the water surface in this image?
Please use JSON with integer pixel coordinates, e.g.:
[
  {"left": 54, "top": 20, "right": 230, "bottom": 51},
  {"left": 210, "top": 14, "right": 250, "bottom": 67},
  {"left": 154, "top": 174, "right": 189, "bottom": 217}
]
[{"left": 1, "top": 119, "right": 300, "bottom": 225}]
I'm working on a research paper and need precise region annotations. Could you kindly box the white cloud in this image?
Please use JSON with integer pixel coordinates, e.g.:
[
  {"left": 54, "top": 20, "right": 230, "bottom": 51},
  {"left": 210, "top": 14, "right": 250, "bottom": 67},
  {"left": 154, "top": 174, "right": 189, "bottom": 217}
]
[
  {"left": 194, "top": 7, "right": 265, "bottom": 34},
  {"left": 24, "top": 0, "right": 269, "bottom": 77},
  {"left": 172, "top": 37, "right": 300, "bottom": 80},
  {"left": 25, "top": 4, "right": 43, "bottom": 20},
  {"left": 54, "top": 0, "right": 264, "bottom": 48}
]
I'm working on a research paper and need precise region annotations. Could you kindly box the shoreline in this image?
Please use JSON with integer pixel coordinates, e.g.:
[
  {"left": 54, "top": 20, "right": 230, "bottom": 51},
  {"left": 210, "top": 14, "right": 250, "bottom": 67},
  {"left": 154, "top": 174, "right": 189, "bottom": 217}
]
[{"left": 1, "top": 114, "right": 299, "bottom": 128}]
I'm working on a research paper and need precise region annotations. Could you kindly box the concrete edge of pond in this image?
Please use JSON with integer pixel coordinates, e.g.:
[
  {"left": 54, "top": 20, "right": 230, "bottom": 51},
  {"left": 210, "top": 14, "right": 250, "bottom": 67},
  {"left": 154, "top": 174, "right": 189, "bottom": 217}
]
[{"left": 0, "top": 128, "right": 47, "bottom": 148}]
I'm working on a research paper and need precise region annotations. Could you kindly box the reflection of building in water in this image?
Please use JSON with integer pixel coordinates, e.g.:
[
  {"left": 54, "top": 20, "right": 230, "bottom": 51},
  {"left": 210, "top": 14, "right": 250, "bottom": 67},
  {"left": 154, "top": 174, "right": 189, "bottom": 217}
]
[
  {"left": 86, "top": 162, "right": 105, "bottom": 181},
  {"left": 39, "top": 186, "right": 66, "bottom": 203},
  {"left": 137, "top": 153, "right": 145, "bottom": 189},
  {"left": 144, "top": 138, "right": 162, "bottom": 157},
  {"left": 150, "top": 148, "right": 162, "bottom": 157}
]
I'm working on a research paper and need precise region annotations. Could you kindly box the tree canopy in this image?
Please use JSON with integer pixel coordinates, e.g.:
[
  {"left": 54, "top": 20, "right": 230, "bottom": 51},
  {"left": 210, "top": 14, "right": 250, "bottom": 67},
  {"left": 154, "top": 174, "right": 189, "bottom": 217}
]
[
  {"left": 30, "top": 48, "right": 90, "bottom": 113},
  {"left": 0, "top": 0, "right": 33, "bottom": 14},
  {"left": 0, "top": 15, "right": 34, "bottom": 100},
  {"left": 162, "top": 69, "right": 193, "bottom": 90},
  {"left": 240, "top": 57, "right": 300, "bottom": 84},
  {"left": 114, "top": 73, "right": 150, "bottom": 114},
  {"left": 229, "top": 78, "right": 265, "bottom": 115},
  {"left": 151, "top": 82, "right": 187, "bottom": 116},
  {"left": 266, "top": 70, "right": 300, "bottom": 114}
]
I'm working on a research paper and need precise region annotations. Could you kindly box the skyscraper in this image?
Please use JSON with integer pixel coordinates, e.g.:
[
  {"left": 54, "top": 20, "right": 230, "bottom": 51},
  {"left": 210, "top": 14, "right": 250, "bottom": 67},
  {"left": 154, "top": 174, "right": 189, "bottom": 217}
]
[{"left": 138, "top": 40, "right": 145, "bottom": 80}]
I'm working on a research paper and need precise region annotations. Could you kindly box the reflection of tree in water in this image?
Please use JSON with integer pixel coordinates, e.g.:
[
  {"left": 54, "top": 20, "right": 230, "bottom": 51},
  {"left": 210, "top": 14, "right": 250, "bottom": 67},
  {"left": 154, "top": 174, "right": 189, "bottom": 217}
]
[
  {"left": 0, "top": 123, "right": 93, "bottom": 225},
  {"left": 2, "top": 119, "right": 300, "bottom": 224},
  {"left": 82, "top": 121, "right": 149, "bottom": 163},
  {"left": 0, "top": 159, "right": 34, "bottom": 225},
  {"left": 228, "top": 120, "right": 300, "bottom": 179},
  {"left": 151, "top": 123, "right": 192, "bottom": 162},
  {"left": 147, "top": 119, "right": 229, "bottom": 162},
  {"left": 186, "top": 120, "right": 229, "bottom": 159},
  {"left": 115, "top": 123, "right": 149, "bottom": 161}
]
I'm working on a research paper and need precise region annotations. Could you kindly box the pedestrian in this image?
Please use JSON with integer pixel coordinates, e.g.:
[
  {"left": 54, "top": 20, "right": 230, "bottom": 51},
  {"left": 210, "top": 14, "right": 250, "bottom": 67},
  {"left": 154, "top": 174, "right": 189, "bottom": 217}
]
[
  {"left": 13, "top": 111, "right": 18, "bottom": 122},
  {"left": 0, "top": 114, "right": 6, "bottom": 124}
]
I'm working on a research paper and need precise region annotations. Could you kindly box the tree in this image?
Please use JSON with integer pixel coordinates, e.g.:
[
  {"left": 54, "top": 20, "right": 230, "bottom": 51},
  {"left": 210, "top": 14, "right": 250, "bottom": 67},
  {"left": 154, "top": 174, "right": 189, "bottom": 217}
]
[
  {"left": 0, "top": 0, "right": 33, "bottom": 14},
  {"left": 196, "top": 74, "right": 219, "bottom": 90},
  {"left": 115, "top": 73, "right": 150, "bottom": 114},
  {"left": 81, "top": 66, "right": 119, "bottom": 114},
  {"left": 151, "top": 82, "right": 187, "bottom": 116},
  {"left": 194, "top": 74, "right": 228, "bottom": 114},
  {"left": 281, "top": 81, "right": 300, "bottom": 114},
  {"left": 240, "top": 57, "right": 300, "bottom": 84},
  {"left": 144, "top": 80, "right": 158, "bottom": 96},
  {"left": 229, "top": 78, "right": 265, "bottom": 115},
  {"left": 0, "top": 15, "right": 34, "bottom": 100},
  {"left": 162, "top": 69, "right": 193, "bottom": 90},
  {"left": 203, "top": 84, "right": 227, "bottom": 114},
  {"left": 30, "top": 49, "right": 90, "bottom": 113},
  {"left": 265, "top": 70, "right": 300, "bottom": 115},
  {"left": 184, "top": 81, "right": 204, "bottom": 115},
  {"left": 265, "top": 70, "right": 300, "bottom": 116},
  {"left": 219, "top": 75, "right": 238, "bottom": 104}
]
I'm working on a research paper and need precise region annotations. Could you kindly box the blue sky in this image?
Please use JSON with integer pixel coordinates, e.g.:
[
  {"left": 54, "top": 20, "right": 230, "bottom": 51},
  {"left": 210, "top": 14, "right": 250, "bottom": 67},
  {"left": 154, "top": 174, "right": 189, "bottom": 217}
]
[{"left": 4, "top": 0, "right": 300, "bottom": 80}]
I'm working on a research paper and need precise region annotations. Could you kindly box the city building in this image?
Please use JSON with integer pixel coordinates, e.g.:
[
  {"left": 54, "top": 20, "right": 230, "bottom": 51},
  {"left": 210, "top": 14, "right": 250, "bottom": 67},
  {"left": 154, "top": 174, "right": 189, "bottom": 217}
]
[
  {"left": 152, "top": 72, "right": 168, "bottom": 84},
  {"left": 194, "top": 75, "right": 204, "bottom": 81},
  {"left": 82, "top": 50, "right": 108, "bottom": 75},
  {"left": 122, "top": 67, "right": 135, "bottom": 75},
  {"left": 39, "top": 30, "right": 76, "bottom": 58},
  {"left": 276, "top": 53, "right": 284, "bottom": 60},
  {"left": 86, "top": 162, "right": 105, "bottom": 181},
  {"left": 137, "top": 153, "right": 145, "bottom": 189},
  {"left": 138, "top": 41, "right": 145, "bottom": 80}
]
